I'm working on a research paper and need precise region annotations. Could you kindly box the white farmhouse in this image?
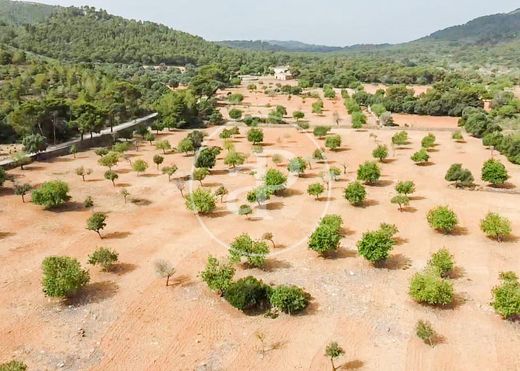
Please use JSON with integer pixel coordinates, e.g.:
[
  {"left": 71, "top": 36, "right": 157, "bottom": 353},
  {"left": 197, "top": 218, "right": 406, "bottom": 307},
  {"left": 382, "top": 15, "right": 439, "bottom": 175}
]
[{"left": 273, "top": 66, "right": 293, "bottom": 81}]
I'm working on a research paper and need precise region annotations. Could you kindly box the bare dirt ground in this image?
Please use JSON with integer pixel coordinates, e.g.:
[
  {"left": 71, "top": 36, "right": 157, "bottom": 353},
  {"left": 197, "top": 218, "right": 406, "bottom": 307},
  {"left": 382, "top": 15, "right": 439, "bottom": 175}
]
[
  {"left": 392, "top": 114, "right": 459, "bottom": 130},
  {"left": 1, "top": 87, "right": 520, "bottom": 370}
]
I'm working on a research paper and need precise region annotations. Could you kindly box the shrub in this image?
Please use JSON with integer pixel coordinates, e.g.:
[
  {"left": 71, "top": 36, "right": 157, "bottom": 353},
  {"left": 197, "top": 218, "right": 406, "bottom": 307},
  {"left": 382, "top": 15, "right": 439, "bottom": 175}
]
[
  {"left": 293, "top": 111, "right": 305, "bottom": 121},
  {"left": 421, "top": 133, "right": 436, "bottom": 149},
  {"left": 31, "top": 180, "right": 71, "bottom": 209},
  {"left": 224, "top": 151, "right": 247, "bottom": 168},
  {"left": 178, "top": 137, "right": 195, "bottom": 154},
  {"left": 392, "top": 131, "right": 408, "bottom": 146},
  {"left": 132, "top": 159, "right": 148, "bottom": 175},
  {"left": 325, "top": 135, "right": 341, "bottom": 151},
  {"left": 155, "top": 139, "right": 171, "bottom": 154},
  {"left": 481, "top": 159, "right": 509, "bottom": 186},
  {"left": 308, "top": 215, "right": 343, "bottom": 256},
  {"left": 428, "top": 249, "right": 454, "bottom": 278},
  {"left": 445, "top": 164, "right": 474, "bottom": 188},
  {"left": 0, "top": 167, "right": 6, "bottom": 186},
  {"left": 229, "top": 108, "right": 243, "bottom": 120},
  {"left": 200, "top": 256, "right": 235, "bottom": 295},
  {"left": 287, "top": 157, "right": 307, "bottom": 176},
  {"left": 313, "top": 126, "right": 331, "bottom": 138},
  {"left": 416, "top": 320, "right": 437, "bottom": 346},
  {"left": 351, "top": 111, "right": 366, "bottom": 128},
  {"left": 185, "top": 188, "right": 216, "bottom": 214},
  {"left": 357, "top": 227, "right": 396, "bottom": 264},
  {"left": 195, "top": 147, "right": 220, "bottom": 169},
  {"left": 98, "top": 151, "right": 119, "bottom": 169},
  {"left": 41, "top": 256, "right": 90, "bottom": 298},
  {"left": 391, "top": 194, "right": 410, "bottom": 211},
  {"left": 229, "top": 233, "right": 269, "bottom": 268},
  {"left": 480, "top": 212, "right": 512, "bottom": 242},
  {"left": 162, "top": 165, "right": 178, "bottom": 181},
  {"left": 452, "top": 130, "right": 464, "bottom": 142},
  {"left": 84, "top": 196, "right": 94, "bottom": 208},
  {"left": 395, "top": 180, "right": 415, "bottom": 195},
  {"left": 411, "top": 149, "right": 430, "bottom": 164},
  {"left": 357, "top": 161, "right": 381, "bottom": 184},
  {"left": 193, "top": 167, "right": 210, "bottom": 185},
  {"left": 224, "top": 276, "right": 271, "bottom": 311},
  {"left": 344, "top": 181, "right": 366, "bottom": 206},
  {"left": 312, "top": 100, "right": 324, "bottom": 114},
  {"left": 86, "top": 212, "right": 107, "bottom": 238},
  {"left": 247, "top": 128, "right": 264, "bottom": 144},
  {"left": 372, "top": 144, "right": 389, "bottom": 162},
  {"left": 22, "top": 133, "right": 47, "bottom": 153},
  {"left": 308, "top": 183, "right": 325, "bottom": 199},
  {"left": 409, "top": 271, "right": 454, "bottom": 306},
  {"left": 490, "top": 272, "right": 520, "bottom": 319},
  {"left": 238, "top": 204, "right": 253, "bottom": 217},
  {"left": 264, "top": 168, "right": 287, "bottom": 192},
  {"left": 247, "top": 186, "right": 272, "bottom": 206},
  {"left": 215, "top": 186, "right": 229, "bottom": 202},
  {"left": 427, "top": 206, "right": 458, "bottom": 234},
  {"left": 0, "top": 360, "right": 27, "bottom": 371},
  {"left": 269, "top": 285, "right": 310, "bottom": 314},
  {"left": 88, "top": 247, "right": 118, "bottom": 271}
]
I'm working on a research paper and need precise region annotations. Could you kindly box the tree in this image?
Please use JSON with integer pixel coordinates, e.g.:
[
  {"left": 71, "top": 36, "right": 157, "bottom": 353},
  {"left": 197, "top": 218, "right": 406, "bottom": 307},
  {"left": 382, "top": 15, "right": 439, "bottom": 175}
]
[
  {"left": 416, "top": 320, "right": 437, "bottom": 347},
  {"left": 200, "top": 256, "right": 235, "bottom": 295},
  {"left": 293, "top": 111, "right": 305, "bottom": 121},
  {"left": 287, "top": 157, "right": 307, "bottom": 176},
  {"left": 238, "top": 204, "right": 253, "bottom": 218},
  {"left": 224, "top": 151, "right": 246, "bottom": 168},
  {"left": 22, "top": 133, "right": 47, "bottom": 153},
  {"left": 247, "top": 128, "right": 264, "bottom": 144},
  {"left": 325, "top": 135, "right": 341, "bottom": 151},
  {"left": 120, "top": 188, "right": 130, "bottom": 203},
  {"left": 269, "top": 285, "right": 310, "bottom": 314},
  {"left": 308, "top": 183, "right": 325, "bottom": 200},
  {"left": 411, "top": 149, "right": 430, "bottom": 164},
  {"left": 178, "top": 137, "right": 195, "bottom": 155},
  {"left": 264, "top": 168, "right": 287, "bottom": 193},
  {"left": 313, "top": 149, "right": 325, "bottom": 162},
  {"left": 41, "top": 256, "right": 90, "bottom": 298},
  {"left": 491, "top": 272, "right": 520, "bottom": 320},
  {"left": 214, "top": 185, "right": 229, "bottom": 202},
  {"left": 395, "top": 181, "right": 415, "bottom": 195},
  {"left": 175, "top": 179, "right": 186, "bottom": 197},
  {"left": 14, "top": 183, "right": 32, "bottom": 203},
  {"left": 428, "top": 249, "right": 454, "bottom": 278},
  {"left": 88, "top": 247, "right": 119, "bottom": 271},
  {"left": 313, "top": 126, "right": 331, "bottom": 138},
  {"left": 325, "top": 342, "right": 345, "bottom": 371},
  {"left": 103, "top": 169, "right": 118, "bottom": 186},
  {"left": 427, "top": 206, "right": 458, "bottom": 234},
  {"left": 421, "top": 133, "right": 436, "bottom": 150},
  {"left": 229, "top": 233, "right": 269, "bottom": 268},
  {"left": 185, "top": 188, "right": 216, "bottom": 214},
  {"left": 481, "top": 159, "right": 509, "bottom": 186},
  {"left": 86, "top": 212, "right": 107, "bottom": 238},
  {"left": 357, "top": 226, "right": 396, "bottom": 264},
  {"left": 155, "top": 139, "right": 172, "bottom": 154},
  {"left": 357, "top": 161, "right": 381, "bottom": 185},
  {"left": 392, "top": 131, "right": 408, "bottom": 146},
  {"left": 480, "top": 213, "right": 512, "bottom": 242},
  {"left": 224, "top": 276, "right": 271, "bottom": 311},
  {"left": 132, "top": 159, "right": 148, "bottom": 176},
  {"left": 70, "top": 144, "right": 78, "bottom": 158},
  {"left": 11, "top": 152, "right": 31, "bottom": 170},
  {"left": 0, "top": 167, "right": 6, "bottom": 187},
  {"left": 391, "top": 194, "right": 410, "bottom": 211},
  {"left": 31, "top": 180, "right": 71, "bottom": 209},
  {"left": 372, "top": 144, "right": 389, "bottom": 162},
  {"left": 247, "top": 186, "right": 272, "bottom": 206},
  {"left": 229, "top": 108, "right": 243, "bottom": 121},
  {"left": 445, "top": 164, "right": 474, "bottom": 188},
  {"left": 308, "top": 215, "right": 343, "bottom": 256},
  {"left": 144, "top": 132, "right": 155, "bottom": 145},
  {"left": 409, "top": 271, "right": 454, "bottom": 306},
  {"left": 196, "top": 147, "right": 220, "bottom": 169},
  {"left": 154, "top": 260, "right": 175, "bottom": 286},
  {"left": 98, "top": 151, "right": 119, "bottom": 170},
  {"left": 162, "top": 165, "right": 178, "bottom": 181},
  {"left": 312, "top": 100, "right": 324, "bottom": 114},
  {"left": 75, "top": 166, "right": 92, "bottom": 182},
  {"left": 351, "top": 111, "right": 367, "bottom": 128},
  {"left": 262, "top": 232, "right": 276, "bottom": 248},
  {"left": 193, "top": 167, "right": 210, "bottom": 186},
  {"left": 153, "top": 154, "right": 164, "bottom": 169},
  {"left": 344, "top": 182, "right": 366, "bottom": 206}
]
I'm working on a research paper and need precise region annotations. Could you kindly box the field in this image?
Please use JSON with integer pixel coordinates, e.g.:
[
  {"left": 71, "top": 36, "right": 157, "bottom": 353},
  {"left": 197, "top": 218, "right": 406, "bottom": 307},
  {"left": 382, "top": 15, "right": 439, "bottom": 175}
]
[{"left": 1, "top": 84, "right": 520, "bottom": 371}]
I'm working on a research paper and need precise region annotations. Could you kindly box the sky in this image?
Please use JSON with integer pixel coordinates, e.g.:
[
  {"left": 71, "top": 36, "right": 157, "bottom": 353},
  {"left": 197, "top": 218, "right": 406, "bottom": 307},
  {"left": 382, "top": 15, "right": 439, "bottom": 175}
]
[{"left": 21, "top": 0, "right": 520, "bottom": 46}]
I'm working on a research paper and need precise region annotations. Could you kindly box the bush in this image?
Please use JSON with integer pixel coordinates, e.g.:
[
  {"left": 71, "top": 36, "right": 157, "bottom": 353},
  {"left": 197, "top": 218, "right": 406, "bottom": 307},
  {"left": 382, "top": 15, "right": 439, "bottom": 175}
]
[
  {"left": 395, "top": 180, "right": 415, "bottom": 195},
  {"left": 308, "top": 183, "right": 325, "bottom": 199},
  {"left": 344, "top": 181, "right": 366, "bottom": 206},
  {"left": 428, "top": 249, "right": 454, "bottom": 278},
  {"left": 313, "top": 126, "right": 331, "bottom": 138},
  {"left": 185, "top": 188, "right": 216, "bottom": 214},
  {"left": 31, "top": 180, "right": 71, "bottom": 209},
  {"left": 392, "top": 131, "right": 408, "bottom": 146},
  {"left": 0, "top": 360, "right": 27, "bottom": 371},
  {"left": 247, "top": 128, "right": 264, "bottom": 144},
  {"left": 88, "top": 247, "right": 118, "bottom": 271},
  {"left": 195, "top": 147, "right": 220, "bottom": 169},
  {"left": 84, "top": 196, "right": 94, "bottom": 208},
  {"left": 411, "top": 149, "right": 430, "bottom": 164},
  {"left": 178, "top": 137, "right": 195, "bottom": 154},
  {"left": 409, "top": 271, "right": 454, "bottom": 306},
  {"left": 41, "top": 256, "right": 90, "bottom": 298},
  {"left": 308, "top": 215, "right": 343, "bottom": 255},
  {"left": 325, "top": 135, "right": 341, "bottom": 151},
  {"left": 200, "top": 256, "right": 235, "bottom": 295},
  {"left": 445, "top": 164, "right": 474, "bottom": 188},
  {"left": 22, "top": 133, "right": 47, "bottom": 153},
  {"left": 224, "top": 151, "right": 246, "bottom": 168},
  {"left": 229, "top": 108, "right": 243, "bottom": 120},
  {"left": 224, "top": 276, "right": 271, "bottom": 311},
  {"left": 427, "top": 206, "right": 458, "bottom": 234},
  {"left": 247, "top": 186, "right": 272, "bottom": 206},
  {"left": 452, "top": 130, "right": 464, "bottom": 142},
  {"left": 421, "top": 133, "right": 436, "bottom": 149},
  {"left": 229, "top": 233, "right": 269, "bottom": 268},
  {"left": 132, "top": 159, "right": 149, "bottom": 175},
  {"left": 480, "top": 212, "right": 512, "bottom": 242},
  {"left": 351, "top": 111, "right": 366, "bottom": 128},
  {"left": 269, "top": 285, "right": 310, "bottom": 314},
  {"left": 372, "top": 144, "right": 389, "bottom": 162},
  {"left": 357, "top": 161, "right": 381, "bottom": 184},
  {"left": 287, "top": 157, "right": 307, "bottom": 176},
  {"left": 416, "top": 320, "right": 437, "bottom": 346},
  {"left": 490, "top": 272, "right": 520, "bottom": 319},
  {"left": 264, "top": 168, "right": 287, "bottom": 192},
  {"left": 357, "top": 227, "right": 396, "bottom": 264},
  {"left": 481, "top": 159, "right": 509, "bottom": 186},
  {"left": 238, "top": 204, "right": 253, "bottom": 217}
]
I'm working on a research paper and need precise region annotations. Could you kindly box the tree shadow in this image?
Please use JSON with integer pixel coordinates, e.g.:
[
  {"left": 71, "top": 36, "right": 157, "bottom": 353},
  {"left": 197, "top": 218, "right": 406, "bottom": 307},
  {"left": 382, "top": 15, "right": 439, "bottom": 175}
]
[
  {"left": 86, "top": 179, "right": 103, "bottom": 183},
  {"left": 211, "top": 169, "right": 230, "bottom": 176},
  {"left": 394, "top": 237, "right": 409, "bottom": 246},
  {"left": 0, "top": 231, "right": 15, "bottom": 239},
  {"left": 50, "top": 157, "right": 74, "bottom": 163},
  {"left": 67, "top": 281, "right": 119, "bottom": 306},
  {"left": 282, "top": 188, "right": 303, "bottom": 197},
  {"left": 502, "top": 234, "right": 520, "bottom": 243},
  {"left": 402, "top": 206, "right": 418, "bottom": 213},
  {"left": 265, "top": 202, "right": 284, "bottom": 210},
  {"left": 451, "top": 226, "right": 469, "bottom": 236},
  {"left": 300, "top": 172, "right": 320, "bottom": 179},
  {"left": 383, "top": 254, "right": 412, "bottom": 270},
  {"left": 131, "top": 198, "right": 152, "bottom": 206},
  {"left": 171, "top": 274, "right": 194, "bottom": 287},
  {"left": 363, "top": 199, "right": 379, "bottom": 207},
  {"left": 48, "top": 201, "right": 85, "bottom": 213},
  {"left": 320, "top": 196, "right": 336, "bottom": 202},
  {"left": 141, "top": 173, "right": 160, "bottom": 178},
  {"left": 409, "top": 195, "right": 426, "bottom": 201},
  {"left": 491, "top": 182, "right": 516, "bottom": 190},
  {"left": 417, "top": 161, "right": 435, "bottom": 167},
  {"left": 203, "top": 182, "right": 223, "bottom": 188},
  {"left": 104, "top": 231, "right": 132, "bottom": 240},
  {"left": 263, "top": 258, "right": 292, "bottom": 272},
  {"left": 207, "top": 210, "right": 233, "bottom": 218},
  {"left": 340, "top": 360, "right": 364, "bottom": 370},
  {"left": 332, "top": 247, "right": 357, "bottom": 259},
  {"left": 112, "top": 263, "right": 137, "bottom": 276},
  {"left": 383, "top": 158, "right": 398, "bottom": 164},
  {"left": 116, "top": 183, "right": 131, "bottom": 188},
  {"left": 449, "top": 266, "right": 466, "bottom": 280},
  {"left": 372, "top": 179, "right": 393, "bottom": 187},
  {"left": 116, "top": 169, "right": 132, "bottom": 174}
]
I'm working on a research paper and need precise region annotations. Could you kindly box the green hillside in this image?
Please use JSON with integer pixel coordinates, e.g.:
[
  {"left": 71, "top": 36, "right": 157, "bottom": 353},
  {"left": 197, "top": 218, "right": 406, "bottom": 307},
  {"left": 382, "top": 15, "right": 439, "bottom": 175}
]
[{"left": 0, "top": 0, "right": 57, "bottom": 25}]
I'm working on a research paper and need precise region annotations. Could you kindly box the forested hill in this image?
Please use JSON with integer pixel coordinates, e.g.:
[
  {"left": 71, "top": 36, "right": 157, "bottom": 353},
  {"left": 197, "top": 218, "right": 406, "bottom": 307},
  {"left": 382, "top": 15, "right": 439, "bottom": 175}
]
[
  {"left": 219, "top": 40, "right": 342, "bottom": 53},
  {"left": 426, "top": 8, "right": 520, "bottom": 43},
  {"left": 1, "top": 6, "right": 228, "bottom": 65},
  {"left": 0, "top": 0, "right": 58, "bottom": 25}
]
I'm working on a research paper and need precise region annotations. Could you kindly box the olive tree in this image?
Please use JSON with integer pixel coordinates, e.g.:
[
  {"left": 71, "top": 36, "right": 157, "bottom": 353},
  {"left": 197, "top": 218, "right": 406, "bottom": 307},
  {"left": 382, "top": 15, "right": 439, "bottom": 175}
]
[
  {"left": 325, "top": 135, "right": 341, "bottom": 151},
  {"left": 153, "top": 154, "right": 164, "bottom": 169},
  {"left": 155, "top": 139, "right": 172, "bottom": 154},
  {"left": 308, "top": 215, "right": 343, "bottom": 256},
  {"left": 409, "top": 271, "right": 454, "bottom": 306},
  {"left": 247, "top": 128, "right": 264, "bottom": 144},
  {"left": 215, "top": 185, "right": 229, "bottom": 202},
  {"left": 162, "top": 165, "right": 178, "bottom": 181},
  {"left": 287, "top": 157, "right": 307, "bottom": 176},
  {"left": 395, "top": 180, "right": 415, "bottom": 195},
  {"left": 14, "top": 183, "right": 32, "bottom": 202},
  {"left": 224, "top": 151, "right": 247, "bottom": 168},
  {"left": 416, "top": 320, "right": 437, "bottom": 347},
  {"left": 308, "top": 183, "right": 325, "bottom": 200},
  {"left": 357, "top": 225, "right": 397, "bottom": 265},
  {"left": 104, "top": 170, "right": 118, "bottom": 186},
  {"left": 75, "top": 166, "right": 92, "bottom": 182},
  {"left": 247, "top": 186, "right": 272, "bottom": 206},
  {"left": 154, "top": 259, "right": 175, "bottom": 286},
  {"left": 193, "top": 167, "right": 210, "bottom": 186},
  {"left": 411, "top": 149, "right": 430, "bottom": 165},
  {"left": 445, "top": 164, "right": 474, "bottom": 188},
  {"left": 391, "top": 194, "right": 410, "bottom": 211},
  {"left": 132, "top": 159, "right": 149, "bottom": 176}
]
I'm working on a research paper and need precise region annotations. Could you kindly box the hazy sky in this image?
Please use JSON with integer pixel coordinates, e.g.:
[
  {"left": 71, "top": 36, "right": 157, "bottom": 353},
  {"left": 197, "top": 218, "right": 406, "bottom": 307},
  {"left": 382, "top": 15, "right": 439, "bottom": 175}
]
[{"left": 21, "top": 0, "right": 520, "bottom": 46}]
